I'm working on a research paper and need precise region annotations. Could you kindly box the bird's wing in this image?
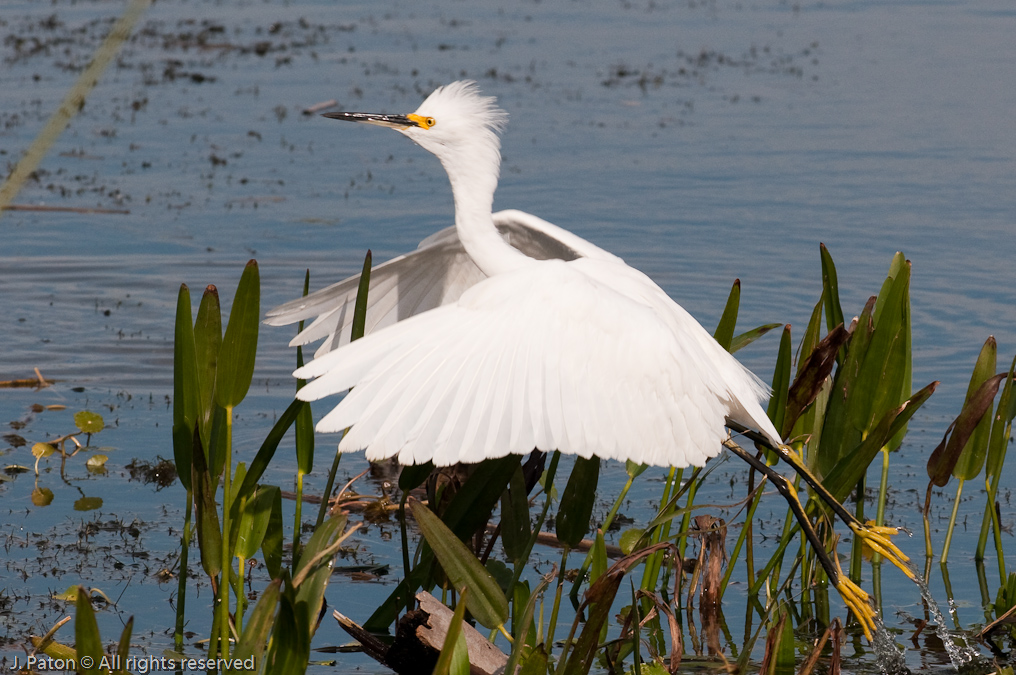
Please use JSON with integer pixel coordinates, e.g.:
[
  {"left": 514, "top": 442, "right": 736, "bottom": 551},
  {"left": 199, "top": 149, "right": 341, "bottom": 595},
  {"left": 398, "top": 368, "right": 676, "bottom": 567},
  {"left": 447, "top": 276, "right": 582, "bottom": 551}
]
[
  {"left": 265, "top": 226, "right": 482, "bottom": 357},
  {"left": 264, "top": 210, "right": 614, "bottom": 358},
  {"left": 295, "top": 258, "right": 765, "bottom": 468}
]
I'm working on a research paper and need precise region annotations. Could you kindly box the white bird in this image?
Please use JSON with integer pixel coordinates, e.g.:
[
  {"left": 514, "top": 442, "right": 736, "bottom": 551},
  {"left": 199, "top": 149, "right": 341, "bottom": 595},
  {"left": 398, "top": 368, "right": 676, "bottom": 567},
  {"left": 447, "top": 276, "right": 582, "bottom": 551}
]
[{"left": 270, "top": 80, "right": 912, "bottom": 639}]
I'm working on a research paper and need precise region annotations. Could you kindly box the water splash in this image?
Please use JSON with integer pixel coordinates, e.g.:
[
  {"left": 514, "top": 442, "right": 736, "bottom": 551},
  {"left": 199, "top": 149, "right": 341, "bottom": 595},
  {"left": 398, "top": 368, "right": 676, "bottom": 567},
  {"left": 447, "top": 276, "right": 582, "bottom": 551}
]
[
  {"left": 871, "top": 617, "right": 908, "bottom": 675},
  {"left": 912, "top": 571, "right": 981, "bottom": 670}
]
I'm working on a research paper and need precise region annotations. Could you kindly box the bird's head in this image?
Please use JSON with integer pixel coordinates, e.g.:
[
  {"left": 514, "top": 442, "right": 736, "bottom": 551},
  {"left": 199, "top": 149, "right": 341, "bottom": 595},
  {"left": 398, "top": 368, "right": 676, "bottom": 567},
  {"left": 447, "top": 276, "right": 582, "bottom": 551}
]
[{"left": 322, "top": 81, "right": 508, "bottom": 174}]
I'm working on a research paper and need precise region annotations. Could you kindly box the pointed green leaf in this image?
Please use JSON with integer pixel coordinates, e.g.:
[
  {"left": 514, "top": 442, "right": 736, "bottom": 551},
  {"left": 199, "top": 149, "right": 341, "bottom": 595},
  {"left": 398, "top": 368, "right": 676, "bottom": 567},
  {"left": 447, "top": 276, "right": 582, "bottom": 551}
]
[
  {"left": 74, "top": 587, "right": 103, "bottom": 675},
  {"left": 173, "top": 283, "right": 199, "bottom": 435},
  {"left": 351, "top": 251, "right": 372, "bottom": 341},
  {"left": 796, "top": 291, "right": 825, "bottom": 376},
  {"left": 432, "top": 587, "right": 470, "bottom": 675},
  {"left": 216, "top": 260, "right": 260, "bottom": 409},
  {"left": 766, "top": 325, "right": 792, "bottom": 457},
  {"left": 928, "top": 373, "right": 1005, "bottom": 487},
  {"left": 953, "top": 337, "right": 998, "bottom": 480},
  {"left": 729, "top": 323, "right": 782, "bottom": 354},
  {"left": 410, "top": 500, "right": 509, "bottom": 630},
  {"left": 557, "top": 456, "right": 600, "bottom": 549},
  {"left": 713, "top": 279, "right": 740, "bottom": 351},
  {"left": 117, "top": 615, "right": 133, "bottom": 664},
  {"left": 819, "top": 243, "right": 844, "bottom": 336}
]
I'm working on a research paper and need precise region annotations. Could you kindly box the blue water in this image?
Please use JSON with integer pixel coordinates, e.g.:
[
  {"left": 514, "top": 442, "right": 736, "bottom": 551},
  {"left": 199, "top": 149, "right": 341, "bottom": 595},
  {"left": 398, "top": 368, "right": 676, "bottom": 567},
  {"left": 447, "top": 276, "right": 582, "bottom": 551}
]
[{"left": 1, "top": 0, "right": 1014, "bottom": 671}]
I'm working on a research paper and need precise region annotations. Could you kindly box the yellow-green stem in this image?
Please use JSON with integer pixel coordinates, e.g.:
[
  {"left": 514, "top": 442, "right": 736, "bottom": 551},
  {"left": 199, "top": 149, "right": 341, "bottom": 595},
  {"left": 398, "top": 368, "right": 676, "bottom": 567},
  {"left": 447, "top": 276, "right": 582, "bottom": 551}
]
[
  {"left": 941, "top": 478, "right": 964, "bottom": 563},
  {"left": 872, "top": 446, "right": 891, "bottom": 564},
  {"left": 218, "top": 406, "right": 233, "bottom": 659},
  {"left": 174, "top": 494, "right": 192, "bottom": 652},
  {"left": 236, "top": 555, "right": 246, "bottom": 634},
  {"left": 293, "top": 470, "right": 305, "bottom": 566},
  {"left": 545, "top": 547, "right": 569, "bottom": 653}
]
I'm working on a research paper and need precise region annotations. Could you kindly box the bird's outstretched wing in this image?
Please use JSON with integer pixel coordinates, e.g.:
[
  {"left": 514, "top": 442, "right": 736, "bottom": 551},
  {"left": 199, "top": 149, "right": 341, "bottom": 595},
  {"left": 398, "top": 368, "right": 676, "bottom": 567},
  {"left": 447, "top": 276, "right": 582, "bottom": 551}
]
[
  {"left": 265, "top": 211, "right": 619, "bottom": 358},
  {"left": 294, "top": 258, "right": 771, "bottom": 468}
]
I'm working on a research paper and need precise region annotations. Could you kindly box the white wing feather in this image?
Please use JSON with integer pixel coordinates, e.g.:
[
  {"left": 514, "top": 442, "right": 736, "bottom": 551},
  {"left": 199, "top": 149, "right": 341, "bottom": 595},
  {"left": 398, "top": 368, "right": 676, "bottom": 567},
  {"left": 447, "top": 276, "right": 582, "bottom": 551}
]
[
  {"left": 295, "top": 257, "right": 780, "bottom": 467},
  {"left": 265, "top": 210, "right": 620, "bottom": 354}
]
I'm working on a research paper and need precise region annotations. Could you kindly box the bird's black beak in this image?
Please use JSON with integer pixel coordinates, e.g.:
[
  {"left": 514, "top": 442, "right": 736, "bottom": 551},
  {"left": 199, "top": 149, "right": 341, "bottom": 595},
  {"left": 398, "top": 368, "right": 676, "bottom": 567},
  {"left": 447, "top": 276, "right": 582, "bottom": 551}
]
[{"left": 322, "top": 111, "right": 419, "bottom": 129}]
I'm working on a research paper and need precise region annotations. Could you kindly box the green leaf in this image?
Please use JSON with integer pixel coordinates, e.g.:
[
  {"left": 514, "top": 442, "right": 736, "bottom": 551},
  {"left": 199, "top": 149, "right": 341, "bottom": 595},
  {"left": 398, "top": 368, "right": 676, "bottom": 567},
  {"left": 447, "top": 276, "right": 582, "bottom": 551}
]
[
  {"left": 32, "top": 442, "right": 55, "bottom": 458},
  {"left": 817, "top": 295, "right": 876, "bottom": 478},
  {"left": 262, "top": 487, "right": 284, "bottom": 579},
  {"left": 953, "top": 337, "right": 998, "bottom": 481},
  {"left": 194, "top": 284, "right": 222, "bottom": 445},
  {"left": 928, "top": 373, "right": 1005, "bottom": 487},
  {"left": 73, "top": 411, "right": 104, "bottom": 435},
  {"left": 986, "top": 354, "right": 1016, "bottom": 479},
  {"left": 351, "top": 251, "right": 372, "bottom": 341},
  {"left": 819, "top": 243, "right": 844, "bottom": 336},
  {"left": 501, "top": 464, "right": 531, "bottom": 565},
  {"left": 117, "top": 615, "right": 133, "bottom": 664},
  {"left": 191, "top": 430, "right": 222, "bottom": 577},
  {"left": 230, "top": 578, "right": 280, "bottom": 673},
  {"left": 236, "top": 485, "right": 278, "bottom": 560},
  {"left": 766, "top": 325, "right": 792, "bottom": 456},
  {"left": 291, "top": 513, "right": 348, "bottom": 638},
  {"left": 729, "top": 323, "right": 782, "bottom": 354},
  {"left": 267, "top": 591, "right": 310, "bottom": 673},
  {"left": 410, "top": 500, "right": 509, "bottom": 630},
  {"left": 215, "top": 260, "right": 260, "bottom": 410},
  {"left": 173, "top": 284, "right": 199, "bottom": 430},
  {"left": 295, "top": 396, "right": 314, "bottom": 476},
  {"left": 796, "top": 291, "right": 826, "bottom": 376},
  {"left": 822, "top": 380, "right": 937, "bottom": 502},
  {"left": 432, "top": 587, "right": 470, "bottom": 675},
  {"left": 74, "top": 586, "right": 103, "bottom": 675},
  {"left": 619, "top": 528, "right": 644, "bottom": 556},
  {"left": 518, "top": 645, "right": 549, "bottom": 675},
  {"left": 174, "top": 284, "right": 199, "bottom": 487},
  {"left": 85, "top": 454, "right": 108, "bottom": 469},
  {"left": 399, "top": 461, "right": 434, "bottom": 491},
  {"left": 713, "top": 279, "right": 740, "bottom": 351},
  {"left": 556, "top": 456, "right": 599, "bottom": 549}
]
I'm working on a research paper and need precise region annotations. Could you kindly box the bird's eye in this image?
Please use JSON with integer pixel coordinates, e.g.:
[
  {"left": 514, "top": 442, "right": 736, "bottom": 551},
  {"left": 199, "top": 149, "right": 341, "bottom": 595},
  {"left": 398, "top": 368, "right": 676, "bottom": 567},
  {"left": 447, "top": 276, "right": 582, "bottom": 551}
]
[{"left": 424, "top": 117, "right": 436, "bottom": 128}]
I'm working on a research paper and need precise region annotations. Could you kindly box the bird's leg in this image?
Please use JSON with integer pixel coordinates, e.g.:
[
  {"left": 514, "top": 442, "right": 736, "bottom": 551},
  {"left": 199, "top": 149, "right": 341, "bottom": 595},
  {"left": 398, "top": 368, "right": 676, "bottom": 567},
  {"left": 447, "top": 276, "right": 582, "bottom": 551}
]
[
  {"left": 723, "top": 439, "right": 879, "bottom": 641},
  {"left": 725, "top": 420, "right": 914, "bottom": 581}
]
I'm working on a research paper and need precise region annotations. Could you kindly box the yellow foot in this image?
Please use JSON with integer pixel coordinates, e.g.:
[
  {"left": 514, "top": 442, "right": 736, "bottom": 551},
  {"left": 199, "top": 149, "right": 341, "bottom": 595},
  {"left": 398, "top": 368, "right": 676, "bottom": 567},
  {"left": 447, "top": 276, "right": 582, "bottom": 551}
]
[
  {"left": 850, "top": 520, "right": 915, "bottom": 579},
  {"left": 836, "top": 577, "right": 875, "bottom": 642}
]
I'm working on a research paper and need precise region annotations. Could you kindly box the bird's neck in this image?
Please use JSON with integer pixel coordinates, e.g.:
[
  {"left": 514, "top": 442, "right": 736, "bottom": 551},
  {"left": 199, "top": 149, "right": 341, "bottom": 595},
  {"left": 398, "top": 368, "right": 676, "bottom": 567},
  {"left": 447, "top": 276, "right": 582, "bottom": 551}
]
[{"left": 441, "top": 149, "right": 533, "bottom": 277}]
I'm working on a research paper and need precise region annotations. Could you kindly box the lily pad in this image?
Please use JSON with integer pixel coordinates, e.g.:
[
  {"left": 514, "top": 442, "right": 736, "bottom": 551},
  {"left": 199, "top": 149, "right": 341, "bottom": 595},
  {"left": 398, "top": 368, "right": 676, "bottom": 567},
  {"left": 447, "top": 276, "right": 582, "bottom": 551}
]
[{"left": 74, "top": 411, "right": 105, "bottom": 434}]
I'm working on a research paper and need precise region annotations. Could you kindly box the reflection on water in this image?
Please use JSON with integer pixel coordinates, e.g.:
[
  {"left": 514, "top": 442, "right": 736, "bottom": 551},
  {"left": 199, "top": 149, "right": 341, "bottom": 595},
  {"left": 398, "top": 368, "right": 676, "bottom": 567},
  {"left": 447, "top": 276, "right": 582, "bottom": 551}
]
[{"left": 1, "top": 0, "right": 1014, "bottom": 671}]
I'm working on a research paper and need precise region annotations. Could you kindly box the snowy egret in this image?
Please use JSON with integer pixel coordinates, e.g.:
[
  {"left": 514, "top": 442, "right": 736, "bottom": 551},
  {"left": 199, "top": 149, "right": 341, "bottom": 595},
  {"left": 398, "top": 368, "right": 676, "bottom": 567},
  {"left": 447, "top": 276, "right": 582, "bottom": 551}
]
[{"left": 269, "top": 81, "right": 911, "bottom": 639}]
